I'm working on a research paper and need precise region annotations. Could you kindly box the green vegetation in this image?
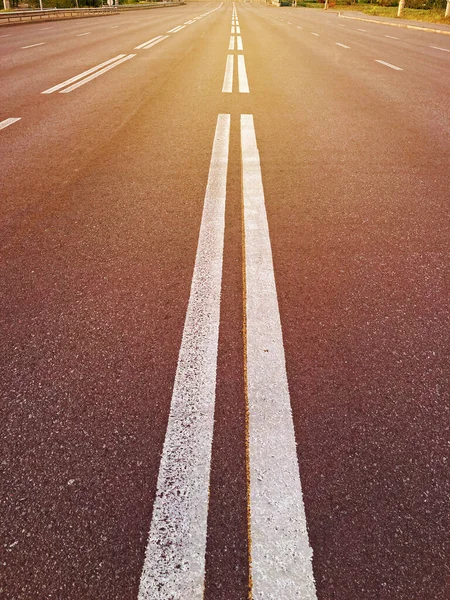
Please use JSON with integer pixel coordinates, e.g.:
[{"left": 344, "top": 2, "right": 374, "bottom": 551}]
[{"left": 294, "top": 0, "right": 450, "bottom": 24}]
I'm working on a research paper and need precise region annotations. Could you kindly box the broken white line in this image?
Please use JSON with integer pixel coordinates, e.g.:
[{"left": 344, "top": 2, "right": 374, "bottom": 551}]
[
  {"left": 0, "top": 117, "right": 21, "bottom": 131},
  {"left": 238, "top": 55, "right": 249, "bottom": 93},
  {"left": 21, "top": 42, "right": 46, "bottom": 49},
  {"left": 138, "top": 113, "right": 230, "bottom": 600},
  {"left": 237, "top": 35, "right": 243, "bottom": 51},
  {"left": 222, "top": 54, "right": 234, "bottom": 93},
  {"left": 376, "top": 59, "right": 403, "bottom": 70},
  {"left": 241, "top": 113, "right": 317, "bottom": 600},
  {"left": 430, "top": 45, "right": 450, "bottom": 53},
  {"left": 336, "top": 42, "right": 350, "bottom": 49}
]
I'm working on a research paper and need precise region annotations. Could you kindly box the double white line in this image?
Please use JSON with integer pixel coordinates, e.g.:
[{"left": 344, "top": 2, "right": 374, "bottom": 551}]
[
  {"left": 138, "top": 115, "right": 317, "bottom": 600},
  {"left": 222, "top": 55, "right": 249, "bottom": 93},
  {"left": 42, "top": 54, "right": 135, "bottom": 94},
  {"left": 135, "top": 35, "right": 168, "bottom": 50}
]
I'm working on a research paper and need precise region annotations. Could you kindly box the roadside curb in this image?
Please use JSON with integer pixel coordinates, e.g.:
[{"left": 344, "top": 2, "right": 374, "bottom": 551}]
[{"left": 337, "top": 12, "right": 450, "bottom": 36}]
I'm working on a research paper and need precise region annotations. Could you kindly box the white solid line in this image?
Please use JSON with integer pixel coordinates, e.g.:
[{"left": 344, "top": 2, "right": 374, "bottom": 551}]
[
  {"left": 241, "top": 113, "right": 317, "bottom": 600},
  {"left": 385, "top": 34, "right": 399, "bottom": 39},
  {"left": 375, "top": 59, "right": 403, "bottom": 70},
  {"left": 336, "top": 42, "right": 350, "bottom": 48},
  {"left": 311, "top": 32, "right": 319, "bottom": 36},
  {"left": 229, "top": 36, "right": 235, "bottom": 50},
  {"left": 76, "top": 32, "right": 91, "bottom": 37},
  {"left": 238, "top": 55, "right": 249, "bottom": 93},
  {"left": 60, "top": 54, "right": 135, "bottom": 93},
  {"left": 237, "top": 35, "right": 243, "bottom": 51},
  {"left": 138, "top": 113, "right": 230, "bottom": 600},
  {"left": 430, "top": 45, "right": 450, "bottom": 52},
  {"left": 42, "top": 54, "right": 126, "bottom": 94},
  {"left": 141, "top": 35, "right": 169, "bottom": 50},
  {"left": 135, "top": 35, "right": 163, "bottom": 50},
  {"left": 21, "top": 42, "right": 46, "bottom": 48},
  {"left": 222, "top": 54, "right": 234, "bottom": 93},
  {"left": 0, "top": 117, "right": 21, "bottom": 131}
]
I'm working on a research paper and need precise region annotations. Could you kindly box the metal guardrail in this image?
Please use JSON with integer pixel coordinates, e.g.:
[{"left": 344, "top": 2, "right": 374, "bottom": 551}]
[{"left": 0, "top": 2, "right": 184, "bottom": 24}]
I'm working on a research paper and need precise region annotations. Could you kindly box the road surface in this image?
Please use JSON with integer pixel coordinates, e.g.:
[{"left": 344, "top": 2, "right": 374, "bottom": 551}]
[{"left": 1, "top": 2, "right": 449, "bottom": 599}]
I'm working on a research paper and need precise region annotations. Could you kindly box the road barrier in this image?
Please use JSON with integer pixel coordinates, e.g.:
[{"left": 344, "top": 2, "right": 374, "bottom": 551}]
[{"left": 0, "top": 2, "right": 185, "bottom": 25}]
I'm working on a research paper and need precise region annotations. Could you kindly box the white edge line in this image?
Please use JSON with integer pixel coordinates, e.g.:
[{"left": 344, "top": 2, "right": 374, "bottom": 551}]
[
  {"left": 60, "top": 54, "right": 135, "bottom": 93},
  {"left": 137, "top": 113, "right": 230, "bottom": 600},
  {"left": 42, "top": 54, "right": 126, "bottom": 94}
]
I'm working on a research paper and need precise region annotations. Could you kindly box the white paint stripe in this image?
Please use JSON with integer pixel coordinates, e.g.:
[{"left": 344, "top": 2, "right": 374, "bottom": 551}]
[
  {"left": 110, "top": 25, "right": 120, "bottom": 28},
  {"left": 297, "top": 25, "right": 303, "bottom": 29},
  {"left": 40, "top": 27, "right": 52, "bottom": 30},
  {"left": 0, "top": 34, "right": 12, "bottom": 38},
  {"left": 237, "top": 35, "right": 243, "bottom": 51},
  {"left": 357, "top": 28, "right": 367, "bottom": 31},
  {"left": 385, "top": 34, "right": 399, "bottom": 39},
  {"left": 311, "top": 32, "right": 319, "bottom": 37},
  {"left": 241, "top": 113, "right": 317, "bottom": 600},
  {"left": 336, "top": 42, "right": 350, "bottom": 48},
  {"left": 138, "top": 113, "right": 230, "bottom": 600},
  {"left": 167, "top": 25, "right": 183, "bottom": 33},
  {"left": 229, "top": 36, "right": 235, "bottom": 50},
  {"left": 238, "top": 54, "right": 249, "bottom": 93},
  {"left": 76, "top": 32, "right": 91, "bottom": 37},
  {"left": 21, "top": 42, "right": 46, "bottom": 48},
  {"left": 236, "top": 25, "right": 240, "bottom": 34},
  {"left": 231, "top": 25, "right": 236, "bottom": 34},
  {"left": 0, "top": 117, "right": 21, "bottom": 131},
  {"left": 430, "top": 45, "right": 450, "bottom": 52},
  {"left": 135, "top": 35, "right": 163, "bottom": 50},
  {"left": 141, "top": 35, "right": 169, "bottom": 50},
  {"left": 60, "top": 54, "right": 135, "bottom": 93},
  {"left": 375, "top": 59, "right": 403, "bottom": 70},
  {"left": 171, "top": 25, "right": 186, "bottom": 33},
  {"left": 222, "top": 54, "right": 234, "bottom": 93},
  {"left": 42, "top": 54, "right": 126, "bottom": 94}
]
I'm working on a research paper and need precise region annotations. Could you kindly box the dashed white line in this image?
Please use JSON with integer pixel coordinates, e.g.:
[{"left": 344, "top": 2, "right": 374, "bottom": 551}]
[
  {"left": 0, "top": 34, "right": 12, "bottom": 38},
  {"left": 375, "top": 59, "right": 403, "bottom": 70},
  {"left": 135, "top": 35, "right": 163, "bottom": 50},
  {"left": 385, "top": 34, "right": 399, "bottom": 39},
  {"left": 42, "top": 54, "right": 128, "bottom": 94},
  {"left": 311, "top": 32, "right": 319, "bottom": 37},
  {"left": 231, "top": 25, "right": 236, "bottom": 34},
  {"left": 237, "top": 36, "right": 243, "bottom": 51},
  {"left": 110, "top": 25, "right": 120, "bottom": 28},
  {"left": 236, "top": 25, "right": 241, "bottom": 34},
  {"left": 357, "top": 28, "right": 367, "bottom": 32},
  {"left": 0, "top": 117, "right": 21, "bottom": 131},
  {"left": 229, "top": 36, "right": 235, "bottom": 50},
  {"left": 138, "top": 113, "right": 230, "bottom": 600},
  {"left": 336, "top": 42, "right": 350, "bottom": 49},
  {"left": 60, "top": 54, "right": 135, "bottom": 93},
  {"left": 238, "top": 55, "right": 249, "bottom": 93},
  {"left": 21, "top": 42, "right": 46, "bottom": 49},
  {"left": 140, "top": 35, "right": 169, "bottom": 50},
  {"left": 297, "top": 25, "right": 303, "bottom": 29},
  {"left": 76, "top": 32, "right": 91, "bottom": 37},
  {"left": 222, "top": 54, "right": 234, "bottom": 93},
  {"left": 241, "top": 113, "right": 317, "bottom": 600},
  {"left": 430, "top": 45, "right": 450, "bottom": 53},
  {"left": 167, "top": 25, "right": 185, "bottom": 33}
]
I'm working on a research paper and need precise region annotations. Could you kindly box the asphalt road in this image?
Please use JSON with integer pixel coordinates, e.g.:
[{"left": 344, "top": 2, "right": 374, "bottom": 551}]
[{"left": 1, "top": 2, "right": 449, "bottom": 599}]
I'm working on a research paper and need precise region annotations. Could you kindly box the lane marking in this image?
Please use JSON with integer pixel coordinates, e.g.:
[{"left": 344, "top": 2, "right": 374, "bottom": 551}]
[
  {"left": 140, "top": 35, "right": 169, "bottom": 50},
  {"left": 357, "top": 28, "right": 367, "bottom": 32},
  {"left": 311, "top": 32, "right": 319, "bottom": 37},
  {"left": 336, "top": 42, "right": 350, "bottom": 49},
  {"left": 21, "top": 42, "right": 46, "bottom": 48},
  {"left": 138, "top": 113, "right": 230, "bottom": 600},
  {"left": 42, "top": 54, "right": 126, "bottom": 94},
  {"left": 297, "top": 25, "right": 303, "bottom": 29},
  {"left": 231, "top": 25, "right": 236, "bottom": 34},
  {"left": 76, "top": 32, "right": 92, "bottom": 37},
  {"left": 430, "top": 45, "right": 450, "bottom": 52},
  {"left": 110, "top": 25, "right": 120, "bottom": 28},
  {"left": 375, "top": 59, "right": 403, "bottom": 70},
  {"left": 237, "top": 35, "right": 243, "bottom": 51},
  {"left": 0, "top": 34, "right": 12, "bottom": 38},
  {"left": 171, "top": 25, "right": 186, "bottom": 33},
  {"left": 241, "top": 113, "right": 317, "bottom": 600},
  {"left": 0, "top": 117, "right": 21, "bottom": 131},
  {"left": 229, "top": 36, "right": 235, "bottom": 50},
  {"left": 135, "top": 35, "right": 163, "bottom": 49},
  {"left": 40, "top": 27, "right": 52, "bottom": 30},
  {"left": 60, "top": 54, "right": 135, "bottom": 93},
  {"left": 222, "top": 54, "right": 234, "bottom": 93},
  {"left": 236, "top": 25, "right": 241, "bottom": 34},
  {"left": 385, "top": 34, "right": 399, "bottom": 39},
  {"left": 238, "top": 55, "right": 249, "bottom": 93},
  {"left": 167, "top": 25, "right": 184, "bottom": 33}
]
